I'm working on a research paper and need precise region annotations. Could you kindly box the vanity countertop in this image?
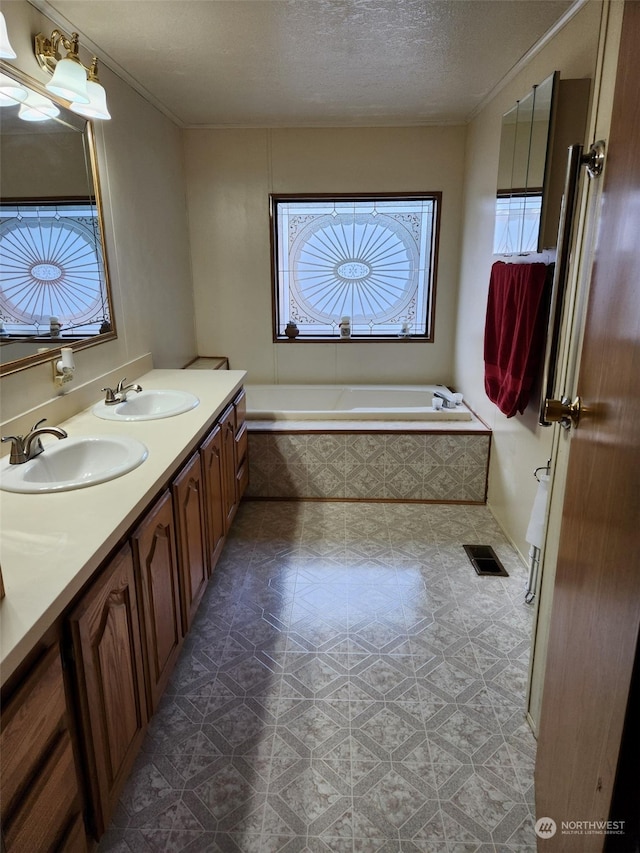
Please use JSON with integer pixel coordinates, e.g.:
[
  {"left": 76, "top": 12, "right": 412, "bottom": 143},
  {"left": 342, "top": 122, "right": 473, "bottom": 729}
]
[{"left": 0, "top": 368, "right": 246, "bottom": 687}]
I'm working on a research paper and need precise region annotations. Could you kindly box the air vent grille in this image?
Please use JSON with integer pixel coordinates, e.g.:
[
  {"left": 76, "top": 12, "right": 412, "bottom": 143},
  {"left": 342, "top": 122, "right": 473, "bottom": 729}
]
[{"left": 463, "top": 544, "right": 509, "bottom": 577}]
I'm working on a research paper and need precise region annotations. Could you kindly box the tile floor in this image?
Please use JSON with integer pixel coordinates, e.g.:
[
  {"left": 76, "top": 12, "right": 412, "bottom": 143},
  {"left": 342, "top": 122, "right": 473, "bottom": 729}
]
[{"left": 99, "top": 500, "right": 538, "bottom": 853}]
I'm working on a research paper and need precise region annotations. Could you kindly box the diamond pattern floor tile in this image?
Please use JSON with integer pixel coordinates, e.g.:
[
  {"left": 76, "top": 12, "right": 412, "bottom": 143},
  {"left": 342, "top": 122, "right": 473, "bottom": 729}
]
[{"left": 99, "top": 500, "right": 537, "bottom": 852}]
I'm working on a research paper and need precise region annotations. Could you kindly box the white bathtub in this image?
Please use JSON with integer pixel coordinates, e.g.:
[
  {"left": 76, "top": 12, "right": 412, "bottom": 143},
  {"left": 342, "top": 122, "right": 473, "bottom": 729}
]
[{"left": 244, "top": 384, "right": 473, "bottom": 421}]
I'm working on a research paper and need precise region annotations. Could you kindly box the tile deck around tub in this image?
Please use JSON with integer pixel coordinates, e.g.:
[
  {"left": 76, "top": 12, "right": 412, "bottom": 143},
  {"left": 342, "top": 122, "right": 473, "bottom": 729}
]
[
  {"left": 247, "top": 430, "right": 491, "bottom": 502},
  {"left": 99, "top": 500, "right": 537, "bottom": 853}
]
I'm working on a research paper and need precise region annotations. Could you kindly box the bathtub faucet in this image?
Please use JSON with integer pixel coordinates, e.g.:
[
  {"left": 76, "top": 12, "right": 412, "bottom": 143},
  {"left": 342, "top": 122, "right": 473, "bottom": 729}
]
[{"left": 433, "top": 390, "right": 457, "bottom": 409}]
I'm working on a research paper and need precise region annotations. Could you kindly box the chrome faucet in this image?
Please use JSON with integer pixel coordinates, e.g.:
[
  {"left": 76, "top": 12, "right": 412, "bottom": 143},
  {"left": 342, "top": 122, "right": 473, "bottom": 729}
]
[
  {"left": 1, "top": 418, "right": 68, "bottom": 465},
  {"left": 102, "top": 378, "right": 143, "bottom": 405}
]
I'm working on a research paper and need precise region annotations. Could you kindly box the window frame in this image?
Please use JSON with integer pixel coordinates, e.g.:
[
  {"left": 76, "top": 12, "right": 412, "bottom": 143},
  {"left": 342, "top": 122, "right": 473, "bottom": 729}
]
[{"left": 270, "top": 192, "right": 441, "bottom": 343}]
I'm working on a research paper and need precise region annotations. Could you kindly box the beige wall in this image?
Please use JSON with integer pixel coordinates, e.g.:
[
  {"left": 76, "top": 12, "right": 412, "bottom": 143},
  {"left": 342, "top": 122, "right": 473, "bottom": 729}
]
[
  {"left": 0, "top": 1, "right": 196, "bottom": 425},
  {"left": 453, "top": 0, "right": 603, "bottom": 559},
  {"left": 184, "top": 125, "right": 466, "bottom": 383}
]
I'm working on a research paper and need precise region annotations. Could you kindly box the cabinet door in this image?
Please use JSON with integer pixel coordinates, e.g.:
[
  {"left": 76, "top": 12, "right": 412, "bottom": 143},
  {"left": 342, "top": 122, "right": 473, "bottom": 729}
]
[
  {"left": 235, "top": 422, "right": 248, "bottom": 501},
  {"left": 219, "top": 403, "right": 238, "bottom": 532},
  {"left": 200, "top": 424, "right": 226, "bottom": 572},
  {"left": 132, "top": 490, "right": 182, "bottom": 713},
  {"left": 172, "top": 453, "right": 209, "bottom": 631},
  {"left": 234, "top": 389, "right": 248, "bottom": 501},
  {"left": 69, "top": 542, "right": 148, "bottom": 837},
  {"left": 1, "top": 644, "right": 87, "bottom": 853}
]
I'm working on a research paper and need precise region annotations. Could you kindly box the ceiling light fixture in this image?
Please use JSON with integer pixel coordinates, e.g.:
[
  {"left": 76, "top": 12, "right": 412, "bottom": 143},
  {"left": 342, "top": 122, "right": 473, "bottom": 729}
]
[
  {"left": 0, "top": 12, "right": 17, "bottom": 59},
  {"left": 34, "top": 29, "right": 111, "bottom": 120}
]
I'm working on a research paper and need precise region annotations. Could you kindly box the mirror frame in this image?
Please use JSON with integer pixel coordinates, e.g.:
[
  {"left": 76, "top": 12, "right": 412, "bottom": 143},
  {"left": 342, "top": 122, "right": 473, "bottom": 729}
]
[{"left": 0, "top": 59, "right": 116, "bottom": 376}]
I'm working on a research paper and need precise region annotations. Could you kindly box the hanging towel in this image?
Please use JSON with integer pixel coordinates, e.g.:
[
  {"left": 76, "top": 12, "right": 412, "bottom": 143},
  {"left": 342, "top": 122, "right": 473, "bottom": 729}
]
[{"left": 484, "top": 261, "right": 551, "bottom": 418}]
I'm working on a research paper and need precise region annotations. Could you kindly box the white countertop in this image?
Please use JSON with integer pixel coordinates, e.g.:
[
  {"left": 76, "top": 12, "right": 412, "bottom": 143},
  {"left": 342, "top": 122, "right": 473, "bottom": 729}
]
[{"left": 0, "top": 368, "right": 245, "bottom": 687}]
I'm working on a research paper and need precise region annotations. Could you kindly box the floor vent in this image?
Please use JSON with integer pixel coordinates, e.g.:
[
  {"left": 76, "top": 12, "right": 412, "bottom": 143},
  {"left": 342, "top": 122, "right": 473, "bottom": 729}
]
[{"left": 463, "top": 544, "right": 509, "bottom": 577}]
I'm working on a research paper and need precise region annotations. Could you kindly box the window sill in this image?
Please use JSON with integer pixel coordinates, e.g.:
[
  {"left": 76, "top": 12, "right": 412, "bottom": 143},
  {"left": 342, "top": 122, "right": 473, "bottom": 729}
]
[{"left": 274, "top": 336, "right": 432, "bottom": 343}]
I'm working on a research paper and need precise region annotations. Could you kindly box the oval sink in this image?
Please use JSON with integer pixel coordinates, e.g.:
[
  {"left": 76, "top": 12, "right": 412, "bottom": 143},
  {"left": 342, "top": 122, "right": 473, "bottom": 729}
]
[
  {"left": 0, "top": 435, "right": 148, "bottom": 494},
  {"left": 93, "top": 389, "right": 199, "bottom": 421}
]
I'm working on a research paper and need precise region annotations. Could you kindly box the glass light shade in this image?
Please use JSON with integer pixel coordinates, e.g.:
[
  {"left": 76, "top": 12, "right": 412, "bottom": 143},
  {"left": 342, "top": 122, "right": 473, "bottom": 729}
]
[
  {"left": 0, "top": 72, "right": 28, "bottom": 106},
  {"left": 18, "top": 91, "right": 60, "bottom": 122},
  {"left": 70, "top": 79, "right": 110, "bottom": 120},
  {"left": 0, "top": 12, "right": 17, "bottom": 59},
  {"left": 46, "top": 56, "right": 90, "bottom": 104}
]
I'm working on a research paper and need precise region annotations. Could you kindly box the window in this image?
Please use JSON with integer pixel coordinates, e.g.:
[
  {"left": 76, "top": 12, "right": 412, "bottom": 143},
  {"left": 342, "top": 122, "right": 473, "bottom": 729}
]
[
  {"left": 271, "top": 194, "right": 440, "bottom": 341},
  {"left": 0, "top": 201, "right": 107, "bottom": 337}
]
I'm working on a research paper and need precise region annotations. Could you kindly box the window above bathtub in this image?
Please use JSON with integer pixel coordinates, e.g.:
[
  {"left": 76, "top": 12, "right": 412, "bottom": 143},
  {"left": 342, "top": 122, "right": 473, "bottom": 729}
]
[{"left": 270, "top": 194, "right": 441, "bottom": 342}]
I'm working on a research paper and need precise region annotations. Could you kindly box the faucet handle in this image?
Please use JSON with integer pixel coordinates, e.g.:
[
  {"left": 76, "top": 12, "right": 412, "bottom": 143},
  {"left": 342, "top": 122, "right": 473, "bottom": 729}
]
[
  {"left": 101, "top": 386, "right": 118, "bottom": 405},
  {"left": 30, "top": 417, "right": 47, "bottom": 432},
  {"left": 1, "top": 435, "right": 27, "bottom": 465},
  {"left": 115, "top": 377, "right": 127, "bottom": 393}
]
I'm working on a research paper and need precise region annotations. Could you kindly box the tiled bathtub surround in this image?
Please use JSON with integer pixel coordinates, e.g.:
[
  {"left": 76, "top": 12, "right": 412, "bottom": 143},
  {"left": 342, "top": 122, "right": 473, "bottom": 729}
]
[
  {"left": 247, "top": 432, "right": 491, "bottom": 502},
  {"left": 99, "top": 500, "right": 537, "bottom": 853}
]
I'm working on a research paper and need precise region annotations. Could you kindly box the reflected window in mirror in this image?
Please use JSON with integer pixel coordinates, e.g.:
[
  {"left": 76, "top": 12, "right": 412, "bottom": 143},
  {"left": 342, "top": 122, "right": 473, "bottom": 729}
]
[
  {"left": 0, "top": 61, "right": 115, "bottom": 374},
  {"left": 494, "top": 192, "right": 543, "bottom": 255},
  {"left": 0, "top": 200, "right": 110, "bottom": 338}
]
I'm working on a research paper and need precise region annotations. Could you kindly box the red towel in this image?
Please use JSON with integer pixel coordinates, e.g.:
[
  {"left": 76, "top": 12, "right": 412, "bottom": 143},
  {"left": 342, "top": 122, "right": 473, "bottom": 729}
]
[{"left": 484, "top": 261, "right": 550, "bottom": 418}]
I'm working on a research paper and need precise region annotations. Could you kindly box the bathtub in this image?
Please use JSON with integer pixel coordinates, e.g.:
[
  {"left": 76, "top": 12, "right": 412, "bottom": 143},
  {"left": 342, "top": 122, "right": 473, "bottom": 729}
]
[{"left": 244, "top": 384, "right": 473, "bottom": 421}]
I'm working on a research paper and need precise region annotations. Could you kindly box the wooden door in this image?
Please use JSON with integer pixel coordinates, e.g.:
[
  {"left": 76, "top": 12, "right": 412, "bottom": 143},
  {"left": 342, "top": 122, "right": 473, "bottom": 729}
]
[
  {"left": 70, "top": 542, "right": 148, "bottom": 837},
  {"left": 535, "top": 3, "right": 640, "bottom": 848},
  {"left": 172, "top": 452, "right": 209, "bottom": 631},
  {"left": 132, "top": 490, "right": 183, "bottom": 713},
  {"left": 200, "top": 423, "right": 226, "bottom": 572}
]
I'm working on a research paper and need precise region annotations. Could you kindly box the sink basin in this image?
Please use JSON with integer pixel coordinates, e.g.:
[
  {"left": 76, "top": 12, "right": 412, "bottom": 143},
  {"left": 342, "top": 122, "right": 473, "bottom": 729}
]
[
  {"left": 93, "top": 389, "right": 199, "bottom": 421},
  {"left": 0, "top": 435, "right": 148, "bottom": 494}
]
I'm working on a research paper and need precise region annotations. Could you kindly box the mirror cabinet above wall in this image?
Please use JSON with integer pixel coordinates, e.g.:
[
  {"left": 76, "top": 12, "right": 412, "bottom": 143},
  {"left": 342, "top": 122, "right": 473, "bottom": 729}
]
[
  {"left": 0, "top": 61, "right": 115, "bottom": 375},
  {"left": 494, "top": 72, "right": 591, "bottom": 255}
]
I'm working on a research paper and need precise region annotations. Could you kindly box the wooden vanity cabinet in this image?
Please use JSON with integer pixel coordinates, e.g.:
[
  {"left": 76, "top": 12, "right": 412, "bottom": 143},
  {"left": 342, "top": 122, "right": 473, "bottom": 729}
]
[
  {"left": 68, "top": 542, "right": 148, "bottom": 838},
  {"left": 172, "top": 452, "right": 209, "bottom": 631},
  {"left": 0, "top": 384, "right": 249, "bottom": 850},
  {"left": 0, "top": 644, "right": 87, "bottom": 853},
  {"left": 131, "top": 490, "right": 183, "bottom": 713}
]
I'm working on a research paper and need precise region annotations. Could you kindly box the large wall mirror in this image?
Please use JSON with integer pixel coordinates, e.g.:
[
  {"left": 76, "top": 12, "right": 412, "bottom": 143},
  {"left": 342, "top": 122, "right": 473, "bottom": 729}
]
[
  {"left": 0, "top": 61, "right": 115, "bottom": 376},
  {"left": 494, "top": 71, "right": 590, "bottom": 255}
]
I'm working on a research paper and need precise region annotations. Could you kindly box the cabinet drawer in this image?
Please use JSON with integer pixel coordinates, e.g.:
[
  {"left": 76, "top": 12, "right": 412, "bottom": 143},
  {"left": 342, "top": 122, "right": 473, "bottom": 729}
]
[
  {"left": 4, "top": 734, "right": 80, "bottom": 853},
  {"left": 1, "top": 645, "right": 67, "bottom": 816}
]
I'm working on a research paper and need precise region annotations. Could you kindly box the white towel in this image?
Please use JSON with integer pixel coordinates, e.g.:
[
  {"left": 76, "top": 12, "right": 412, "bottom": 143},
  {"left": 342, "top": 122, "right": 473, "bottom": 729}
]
[{"left": 526, "top": 473, "right": 550, "bottom": 549}]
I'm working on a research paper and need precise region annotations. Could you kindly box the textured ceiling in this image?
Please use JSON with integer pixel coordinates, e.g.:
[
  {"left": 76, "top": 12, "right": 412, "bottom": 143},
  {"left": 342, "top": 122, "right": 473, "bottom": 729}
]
[{"left": 35, "top": 0, "right": 577, "bottom": 128}]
